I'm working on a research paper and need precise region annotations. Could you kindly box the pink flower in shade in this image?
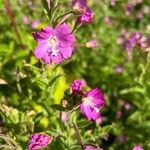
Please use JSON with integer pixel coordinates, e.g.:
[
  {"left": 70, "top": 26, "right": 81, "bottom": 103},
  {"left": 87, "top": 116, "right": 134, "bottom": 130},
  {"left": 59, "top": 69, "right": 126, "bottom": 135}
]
[
  {"left": 125, "top": 3, "right": 133, "bottom": 16},
  {"left": 70, "top": 79, "right": 86, "bottom": 93},
  {"left": 32, "top": 20, "right": 40, "bottom": 29},
  {"left": 61, "top": 111, "right": 69, "bottom": 123},
  {"left": 86, "top": 40, "right": 97, "bottom": 48},
  {"left": 124, "top": 102, "right": 132, "bottom": 110},
  {"left": 85, "top": 146, "right": 102, "bottom": 150},
  {"left": 117, "top": 135, "right": 127, "bottom": 144},
  {"left": 103, "top": 16, "right": 113, "bottom": 26},
  {"left": 116, "top": 111, "right": 122, "bottom": 119},
  {"left": 77, "top": 8, "right": 93, "bottom": 24},
  {"left": 80, "top": 88, "right": 105, "bottom": 121},
  {"left": 22, "top": 16, "right": 30, "bottom": 25},
  {"left": 115, "top": 65, "right": 123, "bottom": 73},
  {"left": 28, "top": 133, "right": 53, "bottom": 150},
  {"left": 32, "top": 23, "right": 76, "bottom": 64},
  {"left": 132, "top": 145, "right": 144, "bottom": 150}
]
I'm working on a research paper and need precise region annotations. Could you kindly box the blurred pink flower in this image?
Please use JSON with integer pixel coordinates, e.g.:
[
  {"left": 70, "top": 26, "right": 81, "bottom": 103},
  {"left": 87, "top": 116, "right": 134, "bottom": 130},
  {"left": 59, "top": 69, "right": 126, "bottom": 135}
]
[
  {"left": 85, "top": 146, "right": 102, "bottom": 150},
  {"left": 32, "top": 20, "right": 40, "bottom": 29},
  {"left": 22, "top": 16, "right": 30, "bottom": 25},
  {"left": 32, "top": 23, "right": 76, "bottom": 64},
  {"left": 115, "top": 65, "right": 123, "bottom": 73},
  {"left": 132, "top": 145, "right": 144, "bottom": 150},
  {"left": 70, "top": 79, "right": 86, "bottom": 93},
  {"left": 80, "top": 88, "right": 105, "bottom": 121},
  {"left": 103, "top": 16, "right": 113, "bottom": 26},
  {"left": 110, "top": 0, "right": 116, "bottom": 7},
  {"left": 125, "top": 3, "right": 133, "bottom": 16},
  {"left": 86, "top": 40, "right": 97, "bottom": 48},
  {"left": 117, "top": 135, "right": 127, "bottom": 144},
  {"left": 116, "top": 111, "right": 122, "bottom": 119},
  {"left": 125, "top": 32, "right": 141, "bottom": 51},
  {"left": 28, "top": 133, "right": 53, "bottom": 150},
  {"left": 61, "top": 111, "right": 69, "bottom": 123},
  {"left": 124, "top": 102, "right": 132, "bottom": 110},
  {"left": 138, "top": 35, "right": 150, "bottom": 51}
]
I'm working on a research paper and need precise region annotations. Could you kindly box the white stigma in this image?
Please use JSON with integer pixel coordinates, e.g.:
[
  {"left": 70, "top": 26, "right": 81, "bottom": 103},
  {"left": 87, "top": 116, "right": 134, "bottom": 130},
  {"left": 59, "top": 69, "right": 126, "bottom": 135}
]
[
  {"left": 83, "top": 97, "right": 94, "bottom": 106},
  {"left": 48, "top": 36, "right": 59, "bottom": 56}
]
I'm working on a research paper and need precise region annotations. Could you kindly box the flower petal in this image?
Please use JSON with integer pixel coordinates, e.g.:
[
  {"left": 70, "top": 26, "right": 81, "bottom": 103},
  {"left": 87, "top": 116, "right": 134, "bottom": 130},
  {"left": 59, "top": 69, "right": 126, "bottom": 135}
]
[{"left": 32, "top": 26, "right": 54, "bottom": 43}]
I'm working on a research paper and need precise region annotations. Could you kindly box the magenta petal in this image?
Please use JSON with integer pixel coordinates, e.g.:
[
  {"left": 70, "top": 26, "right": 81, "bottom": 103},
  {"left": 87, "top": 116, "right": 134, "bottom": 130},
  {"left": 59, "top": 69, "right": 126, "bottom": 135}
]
[
  {"left": 51, "top": 53, "right": 63, "bottom": 64},
  {"left": 32, "top": 26, "right": 54, "bottom": 42},
  {"left": 34, "top": 43, "right": 50, "bottom": 59},
  {"left": 60, "top": 47, "right": 73, "bottom": 59},
  {"left": 55, "top": 23, "right": 72, "bottom": 37},
  {"left": 56, "top": 23, "right": 76, "bottom": 47},
  {"left": 86, "top": 88, "right": 105, "bottom": 108},
  {"left": 42, "top": 52, "right": 51, "bottom": 64}
]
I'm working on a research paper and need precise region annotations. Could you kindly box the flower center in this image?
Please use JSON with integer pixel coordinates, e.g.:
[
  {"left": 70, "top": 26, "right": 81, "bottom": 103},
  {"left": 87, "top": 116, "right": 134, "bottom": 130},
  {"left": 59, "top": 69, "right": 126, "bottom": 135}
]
[{"left": 48, "top": 36, "right": 59, "bottom": 56}]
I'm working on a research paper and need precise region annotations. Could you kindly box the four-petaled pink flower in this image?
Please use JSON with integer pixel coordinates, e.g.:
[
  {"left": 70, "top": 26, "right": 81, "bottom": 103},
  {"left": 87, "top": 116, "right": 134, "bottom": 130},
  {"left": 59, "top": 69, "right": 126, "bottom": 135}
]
[
  {"left": 32, "top": 23, "right": 76, "bottom": 64},
  {"left": 28, "top": 133, "right": 53, "bottom": 150},
  {"left": 70, "top": 79, "right": 86, "bottom": 93},
  {"left": 132, "top": 145, "right": 144, "bottom": 150},
  {"left": 86, "top": 40, "right": 97, "bottom": 48},
  {"left": 80, "top": 88, "right": 105, "bottom": 121}
]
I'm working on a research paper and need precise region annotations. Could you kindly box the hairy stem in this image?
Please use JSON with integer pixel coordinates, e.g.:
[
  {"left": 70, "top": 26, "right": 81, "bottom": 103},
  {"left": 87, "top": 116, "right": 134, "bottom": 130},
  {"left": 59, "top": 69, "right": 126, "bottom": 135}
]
[{"left": 72, "top": 122, "right": 84, "bottom": 150}]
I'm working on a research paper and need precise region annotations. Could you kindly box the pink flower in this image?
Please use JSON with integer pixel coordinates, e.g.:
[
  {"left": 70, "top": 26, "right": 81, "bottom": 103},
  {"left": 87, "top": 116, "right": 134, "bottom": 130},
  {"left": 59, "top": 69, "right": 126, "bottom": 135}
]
[
  {"left": 115, "top": 65, "right": 123, "bottom": 73},
  {"left": 72, "top": 0, "right": 87, "bottom": 11},
  {"left": 80, "top": 88, "right": 105, "bottom": 121},
  {"left": 32, "top": 20, "right": 40, "bottom": 29},
  {"left": 132, "top": 145, "right": 144, "bottom": 150},
  {"left": 125, "top": 3, "right": 133, "bottom": 16},
  {"left": 70, "top": 79, "right": 86, "bottom": 93},
  {"left": 117, "top": 135, "right": 127, "bottom": 143},
  {"left": 86, "top": 40, "right": 97, "bottom": 48},
  {"left": 116, "top": 111, "right": 122, "bottom": 119},
  {"left": 85, "top": 146, "right": 101, "bottom": 150},
  {"left": 32, "top": 23, "right": 76, "bottom": 64},
  {"left": 28, "top": 133, "right": 53, "bottom": 150},
  {"left": 22, "top": 16, "right": 30, "bottom": 25},
  {"left": 124, "top": 102, "right": 131, "bottom": 110},
  {"left": 61, "top": 111, "right": 69, "bottom": 123},
  {"left": 110, "top": 0, "right": 116, "bottom": 6},
  {"left": 77, "top": 8, "right": 93, "bottom": 24}
]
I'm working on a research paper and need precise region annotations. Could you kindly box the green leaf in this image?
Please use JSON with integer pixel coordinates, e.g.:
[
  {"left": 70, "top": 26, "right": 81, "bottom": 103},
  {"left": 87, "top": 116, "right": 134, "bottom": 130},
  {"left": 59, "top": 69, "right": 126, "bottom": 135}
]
[
  {"left": 42, "top": 0, "right": 51, "bottom": 20},
  {"left": 77, "top": 120, "right": 93, "bottom": 128},
  {"left": 49, "top": 74, "right": 63, "bottom": 86}
]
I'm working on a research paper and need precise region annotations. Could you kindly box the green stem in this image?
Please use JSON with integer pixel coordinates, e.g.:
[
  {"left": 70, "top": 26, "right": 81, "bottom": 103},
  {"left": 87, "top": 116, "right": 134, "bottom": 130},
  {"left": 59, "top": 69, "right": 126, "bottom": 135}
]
[
  {"left": 54, "top": 11, "right": 74, "bottom": 26},
  {"left": 72, "top": 122, "right": 84, "bottom": 150}
]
